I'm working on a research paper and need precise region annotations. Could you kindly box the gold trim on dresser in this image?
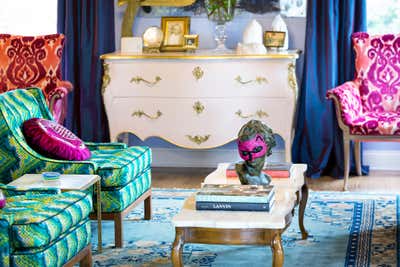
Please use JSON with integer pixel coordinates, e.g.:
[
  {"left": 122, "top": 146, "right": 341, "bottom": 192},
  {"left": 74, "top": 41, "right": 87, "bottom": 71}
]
[
  {"left": 100, "top": 50, "right": 301, "bottom": 60},
  {"left": 101, "top": 63, "right": 111, "bottom": 94},
  {"left": 235, "top": 76, "right": 268, "bottom": 85},
  {"left": 235, "top": 109, "right": 269, "bottom": 119},
  {"left": 113, "top": 130, "right": 237, "bottom": 149},
  {"left": 186, "top": 135, "right": 210, "bottom": 145},
  {"left": 132, "top": 110, "right": 163, "bottom": 119},
  {"left": 288, "top": 62, "right": 298, "bottom": 98},
  {"left": 192, "top": 66, "right": 204, "bottom": 81},
  {"left": 130, "top": 76, "right": 162, "bottom": 87},
  {"left": 193, "top": 101, "right": 205, "bottom": 114}
]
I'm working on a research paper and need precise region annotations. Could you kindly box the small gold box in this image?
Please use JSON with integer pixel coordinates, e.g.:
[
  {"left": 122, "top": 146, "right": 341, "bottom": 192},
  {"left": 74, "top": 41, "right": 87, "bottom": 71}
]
[{"left": 263, "top": 31, "right": 286, "bottom": 48}]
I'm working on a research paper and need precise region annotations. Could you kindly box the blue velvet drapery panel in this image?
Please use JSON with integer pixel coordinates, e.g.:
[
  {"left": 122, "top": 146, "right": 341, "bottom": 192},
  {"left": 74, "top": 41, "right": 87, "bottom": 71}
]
[
  {"left": 292, "top": 0, "right": 368, "bottom": 178},
  {"left": 57, "top": 0, "right": 115, "bottom": 141}
]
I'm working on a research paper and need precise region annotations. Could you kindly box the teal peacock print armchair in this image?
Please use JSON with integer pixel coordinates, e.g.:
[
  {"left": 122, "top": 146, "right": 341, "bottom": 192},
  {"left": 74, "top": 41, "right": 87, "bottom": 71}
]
[
  {"left": 0, "top": 88, "right": 153, "bottom": 248},
  {"left": 0, "top": 183, "right": 93, "bottom": 267}
]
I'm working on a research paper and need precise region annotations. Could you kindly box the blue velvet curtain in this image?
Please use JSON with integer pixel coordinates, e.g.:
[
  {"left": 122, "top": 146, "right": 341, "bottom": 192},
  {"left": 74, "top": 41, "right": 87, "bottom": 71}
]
[
  {"left": 57, "top": 0, "right": 115, "bottom": 141},
  {"left": 292, "top": 0, "right": 368, "bottom": 178}
]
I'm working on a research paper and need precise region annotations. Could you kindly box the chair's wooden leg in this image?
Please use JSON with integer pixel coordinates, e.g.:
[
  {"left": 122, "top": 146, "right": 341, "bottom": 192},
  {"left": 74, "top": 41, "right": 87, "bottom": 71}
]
[
  {"left": 80, "top": 247, "right": 93, "bottom": 267},
  {"left": 343, "top": 137, "right": 350, "bottom": 191},
  {"left": 144, "top": 195, "right": 152, "bottom": 220},
  {"left": 298, "top": 184, "right": 309, "bottom": 240},
  {"left": 114, "top": 213, "right": 124, "bottom": 248},
  {"left": 354, "top": 140, "right": 362, "bottom": 176}
]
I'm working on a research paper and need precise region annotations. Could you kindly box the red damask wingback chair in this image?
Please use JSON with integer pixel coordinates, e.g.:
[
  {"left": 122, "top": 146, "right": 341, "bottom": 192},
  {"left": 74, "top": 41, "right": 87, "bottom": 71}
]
[
  {"left": 327, "top": 32, "right": 400, "bottom": 190},
  {"left": 0, "top": 33, "right": 72, "bottom": 122}
]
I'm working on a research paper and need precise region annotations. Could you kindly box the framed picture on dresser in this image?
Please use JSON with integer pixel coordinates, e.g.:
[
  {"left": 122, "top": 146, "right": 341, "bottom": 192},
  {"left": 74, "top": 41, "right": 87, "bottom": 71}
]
[{"left": 161, "top": 16, "right": 190, "bottom": 51}]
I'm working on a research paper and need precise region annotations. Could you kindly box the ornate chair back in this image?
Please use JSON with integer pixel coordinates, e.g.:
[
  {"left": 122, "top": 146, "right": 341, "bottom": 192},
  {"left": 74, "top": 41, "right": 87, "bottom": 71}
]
[
  {"left": 0, "top": 34, "right": 72, "bottom": 122},
  {"left": 352, "top": 32, "right": 400, "bottom": 113}
]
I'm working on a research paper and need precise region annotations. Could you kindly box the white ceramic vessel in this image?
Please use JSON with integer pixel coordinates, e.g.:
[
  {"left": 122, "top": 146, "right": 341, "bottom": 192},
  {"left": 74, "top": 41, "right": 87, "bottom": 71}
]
[{"left": 271, "top": 14, "right": 289, "bottom": 50}]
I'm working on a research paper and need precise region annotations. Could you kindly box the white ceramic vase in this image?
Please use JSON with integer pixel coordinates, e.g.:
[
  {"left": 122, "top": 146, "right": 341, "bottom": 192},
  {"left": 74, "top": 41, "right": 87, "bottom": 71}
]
[
  {"left": 236, "top": 19, "right": 266, "bottom": 54},
  {"left": 271, "top": 14, "right": 289, "bottom": 50}
]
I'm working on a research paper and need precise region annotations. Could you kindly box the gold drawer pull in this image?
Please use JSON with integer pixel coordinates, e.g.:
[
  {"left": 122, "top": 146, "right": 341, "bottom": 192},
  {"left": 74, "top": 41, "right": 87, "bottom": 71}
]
[
  {"left": 235, "top": 109, "right": 269, "bottom": 119},
  {"left": 130, "top": 76, "right": 162, "bottom": 87},
  {"left": 132, "top": 110, "right": 162, "bottom": 120},
  {"left": 235, "top": 75, "right": 268, "bottom": 85},
  {"left": 193, "top": 101, "right": 205, "bottom": 114},
  {"left": 186, "top": 134, "right": 210, "bottom": 145},
  {"left": 192, "top": 66, "right": 204, "bottom": 81}
]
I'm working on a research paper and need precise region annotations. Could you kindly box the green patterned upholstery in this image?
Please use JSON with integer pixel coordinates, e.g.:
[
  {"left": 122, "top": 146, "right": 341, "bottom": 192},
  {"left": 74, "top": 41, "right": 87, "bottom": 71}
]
[
  {"left": 0, "top": 190, "right": 91, "bottom": 267},
  {"left": 1, "top": 191, "right": 92, "bottom": 249},
  {"left": 91, "top": 146, "right": 151, "bottom": 187},
  {"left": 0, "top": 183, "right": 60, "bottom": 197},
  {"left": 0, "top": 88, "right": 97, "bottom": 184},
  {"left": 0, "top": 213, "right": 14, "bottom": 267},
  {"left": 101, "top": 167, "right": 151, "bottom": 212},
  {"left": 86, "top": 142, "right": 127, "bottom": 151},
  {"left": 11, "top": 220, "right": 91, "bottom": 267},
  {"left": 0, "top": 88, "right": 152, "bottom": 214}
]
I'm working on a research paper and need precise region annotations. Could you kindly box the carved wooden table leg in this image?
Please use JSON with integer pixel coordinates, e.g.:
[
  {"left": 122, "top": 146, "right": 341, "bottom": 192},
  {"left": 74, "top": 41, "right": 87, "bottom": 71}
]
[
  {"left": 299, "top": 183, "right": 309, "bottom": 239},
  {"left": 172, "top": 228, "right": 185, "bottom": 267},
  {"left": 271, "top": 232, "right": 284, "bottom": 267}
]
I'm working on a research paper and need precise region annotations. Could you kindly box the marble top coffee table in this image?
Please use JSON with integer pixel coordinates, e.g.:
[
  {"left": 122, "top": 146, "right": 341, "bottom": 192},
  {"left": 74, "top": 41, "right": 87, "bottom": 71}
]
[{"left": 171, "top": 163, "right": 308, "bottom": 267}]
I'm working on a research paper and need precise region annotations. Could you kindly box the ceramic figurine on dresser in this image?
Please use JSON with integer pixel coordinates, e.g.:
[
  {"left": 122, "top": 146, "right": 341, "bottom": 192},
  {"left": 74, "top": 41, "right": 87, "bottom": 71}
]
[
  {"left": 235, "top": 120, "right": 276, "bottom": 185},
  {"left": 237, "top": 19, "right": 267, "bottom": 54},
  {"left": 271, "top": 14, "right": 289, "bottom": 50}
]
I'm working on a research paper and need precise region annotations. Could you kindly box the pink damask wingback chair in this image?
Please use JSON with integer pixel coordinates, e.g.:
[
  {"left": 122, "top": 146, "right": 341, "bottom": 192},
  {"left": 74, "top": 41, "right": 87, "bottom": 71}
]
[
  {"left": 0, "top": 33, "right": 72, "bottom": 123},
  {"left": 327, "top": 32, "right": 400, "bottom": 190}
]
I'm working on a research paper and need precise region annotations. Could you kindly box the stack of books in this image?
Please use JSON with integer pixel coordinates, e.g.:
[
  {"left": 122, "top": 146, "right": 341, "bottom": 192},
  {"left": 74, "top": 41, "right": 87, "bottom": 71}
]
[
  {"left": 226, "top": 162, "right": 293, "bottom": 178},
  {"left": 195, "top": 184, "right": 275, "bottom": 212}
]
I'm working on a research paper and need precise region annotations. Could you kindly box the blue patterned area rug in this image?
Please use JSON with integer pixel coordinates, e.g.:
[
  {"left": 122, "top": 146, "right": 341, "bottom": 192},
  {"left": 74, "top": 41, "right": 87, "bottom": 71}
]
[{"left": 91, "top": 189, "right": 399, "bottom": 267}]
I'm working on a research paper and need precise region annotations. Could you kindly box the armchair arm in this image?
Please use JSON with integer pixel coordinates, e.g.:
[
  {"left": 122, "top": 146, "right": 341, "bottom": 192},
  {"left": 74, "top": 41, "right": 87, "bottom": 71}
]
[
  {"left": 0, "top": 213, "right": 14, "bottom": 267},
  {"left": 7, "top": 133, "right": 98, "bottom": 182},
  {"left": 85, "top": 142, "right": 127, "bottom": 151},
  {"left": 326, "top": 81, "right": 364, "bottom": 127},
  {"left": 0, "top": 183, "right": 60, "bottom": 197}
]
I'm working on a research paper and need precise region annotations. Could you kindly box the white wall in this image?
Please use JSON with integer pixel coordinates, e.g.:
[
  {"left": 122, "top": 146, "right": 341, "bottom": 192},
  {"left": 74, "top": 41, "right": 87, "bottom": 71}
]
[{"left": 112, "top": 2, "right": 400, "bottom": 170}]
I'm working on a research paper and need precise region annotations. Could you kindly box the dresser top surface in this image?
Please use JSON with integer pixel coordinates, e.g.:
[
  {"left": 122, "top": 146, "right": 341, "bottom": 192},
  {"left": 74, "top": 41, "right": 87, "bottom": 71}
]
[{"left": 101, "top": 49, "right": 301, "bottom": 60}]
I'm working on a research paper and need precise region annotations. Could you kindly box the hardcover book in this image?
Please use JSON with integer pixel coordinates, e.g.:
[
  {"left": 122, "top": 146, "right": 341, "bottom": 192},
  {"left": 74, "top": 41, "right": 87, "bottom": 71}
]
[
  {"left": 196, "top": 197, "right": 275, "bottom": 212},
  {"left": 195, "top": 184, "right": 275, "bottom": 204},
  {"left": 226, "top": 162, "right": 293, "bottom": 178}
]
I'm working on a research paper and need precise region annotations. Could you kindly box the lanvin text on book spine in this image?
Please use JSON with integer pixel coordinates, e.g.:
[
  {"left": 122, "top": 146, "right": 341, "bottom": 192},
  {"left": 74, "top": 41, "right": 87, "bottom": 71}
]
[{"left": 196, "top": 199, "right": 275, "bottom": 212}]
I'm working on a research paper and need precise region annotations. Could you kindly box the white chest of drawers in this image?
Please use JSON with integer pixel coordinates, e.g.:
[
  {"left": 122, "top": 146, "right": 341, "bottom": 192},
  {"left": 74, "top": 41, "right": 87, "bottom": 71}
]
[{"left": 101, "top": 50, "right": 300, "bottom": 161}]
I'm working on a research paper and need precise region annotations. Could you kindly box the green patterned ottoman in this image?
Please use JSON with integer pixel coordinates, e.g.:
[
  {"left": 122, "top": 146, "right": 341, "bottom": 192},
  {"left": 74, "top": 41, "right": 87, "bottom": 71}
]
[{"left": 0, "top": 190, "right": 93, "bottom": 267}]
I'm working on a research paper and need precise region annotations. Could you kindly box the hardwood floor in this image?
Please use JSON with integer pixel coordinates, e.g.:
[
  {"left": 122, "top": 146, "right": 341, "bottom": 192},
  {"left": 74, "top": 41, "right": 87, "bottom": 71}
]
[{"left": 152, "top": 167, "right": 400, "bottom": 193}]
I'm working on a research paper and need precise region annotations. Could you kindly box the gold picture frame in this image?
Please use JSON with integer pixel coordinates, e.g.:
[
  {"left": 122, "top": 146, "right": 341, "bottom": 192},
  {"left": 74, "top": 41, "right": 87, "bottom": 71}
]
[
  {"left": 184, "top": 34, "right": 199, "bottom": 51},
  {"left": 264, "top": 31, "right": 286, "bottom": 48},
  {"left": 161, "top": 16, "right": 190, "bottom": 52}
]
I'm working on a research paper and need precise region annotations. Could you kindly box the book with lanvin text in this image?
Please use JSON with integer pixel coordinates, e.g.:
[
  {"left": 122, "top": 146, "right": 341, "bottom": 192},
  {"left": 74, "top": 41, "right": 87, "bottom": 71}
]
[
  {"left": 196, "top": 198, "right": 275, "bottom": 212},
  {"left": 195, "top": 184, "right": 275, "bottom": 211}
]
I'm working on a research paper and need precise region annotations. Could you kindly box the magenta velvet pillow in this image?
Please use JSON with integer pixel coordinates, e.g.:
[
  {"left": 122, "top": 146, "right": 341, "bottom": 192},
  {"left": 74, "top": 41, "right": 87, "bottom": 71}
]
[{"left": 22, "top": 118, "right": 91, "bottom": 160}]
